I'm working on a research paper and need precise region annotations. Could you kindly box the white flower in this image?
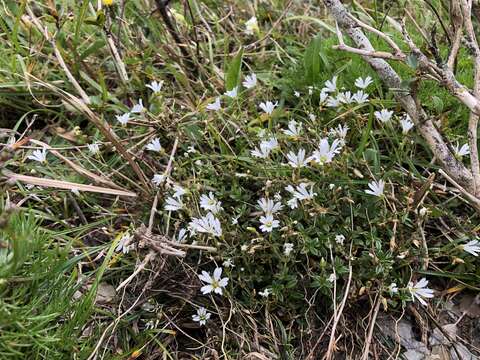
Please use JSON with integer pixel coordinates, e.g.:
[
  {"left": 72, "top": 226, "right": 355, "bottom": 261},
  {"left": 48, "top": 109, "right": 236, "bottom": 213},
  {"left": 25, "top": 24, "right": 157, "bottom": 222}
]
[
  {"left": 71, "top": 188, "right": 80, "bottom": 196},
  {"left": 454, "top": 143, "right": 470, "bottom": 158},
  {"left": 251, "top": 146, "right": 270, "bottom": 158},
  {"left": 286, "top": 183, "right": 316, "bottom": 201},
  {"left": 353, "top": 90, "right": 369, "bottom": 104},
  {"left": 335, "top": 234, "right": 345, "bottom": 245},
  {"left": 192, "top": 307, "right": 211, "bottom": 326},
  {"left": 294, "top": 91, "right": 300, "bottom": 98},
  {"left": 189, "top": 212, "right": 222, "bottom": 237},
  {"left": 146, "top": 138, "right": 162, "bottom": 152},
  {"left": 283, "top": 120, "right": 302, "bottom": 137},
  {"left": 462, "top": 239, "right": 480, "bottom": 256},
  {"left": 243, "top": 73, "right": 257, "bottom": 89},
  {"left": 116, "top": 113, "right": 130, "bottom": 125},
  {"left": 146, "top": 80, "right": 164, "bottom": 93},
  {"left": 327, "top": 273, "right": 337, "bottom": 282},
  {"left": 400, "top": 115, "right": 414, "bottom": 134},
  {"left": 152, "top": 174, "right": 166, "bottom": 186},
  {"left": 338, "top": 91, "right": 354, "bottom": 104},
  {"left": 200, "top": 192, "right": 223, "bottom": 214},
  {"left": 206, "top": 97, "right": 221, "bottom": 111},
  {"left": 164, "top": 196, "right": 184, "bottom": 211},
  {"left": 173, "top": 185, "right": 187, "bottom": 198},
  {"left": 27, "top": 148, "right": 48, "bottom": 163},
  {"left": 286, "top": 148, "right": 310, "bottom": 168},
  {"left": 231, "top": 216, "right": 239, "bottom": 225},
  {"left": 326, "top": 96, "right": 341, "bottom": 108},
  {"left": 308, "top": 86, "right": 314, "bottom": 95},
  {"left": 223, "top": 258, "right": 235, "bottom": 268},
  {"left": 374, "top": 109, "right": 393, "bottom": 123},
  {"left": 198, "top": 267, "right": 229, "bottom": 295},
  {"left": 287, "top": 197, "right": 298, "bottom": 209},
  {"left": 365, "top": 180, "right": 385, "bottom": 197},
  {"left": 145, "top": 319, "right": 159, "bottom": 330},
  {"left": 259, "top": 101, "right": 278, "bottom": 115},
  {"left": 257, "top": 198, "right": 283, "bottom": 216},
  {"left": 323, "top": 76, "right": 337, "bottom": 93},
  {"left": 310, "top": 138, "right": 342, "bottom": 165},
  {"left": 262, "top": 137, "right": 278, "bottom": 151},
  {"left": 87, "top": 143, "right": 100, "bottom": 155},
  {"left": 319, "top": 90, "right": 329, "bottom": 104},
  {"left": 174, "top": 228, "right": 188, "bottom": 243},
  {"left": 308, "top": 113, "right": 317, "bottom": 121},
  {"left": 259, "top": 288, "right": 272, "bottom": 297},
  {"left": 224, "top": 86, "right": 238, "bottom": 98},
  {"left": 245, "top": 16, "right": 258, "bottom": 35},
  {"left": 388, "top": 283, "right": 399, "bottom": 294},
  {"left": 329, "top": 124, "right": 349, "bottom": 140},
  {"left": 259, "top": 214, "right": 280, "bottom": 233},
  {"left": 355, "top": 76, "right": 373, "bottom": 89},
  {"left": 116, "top": 232, "right": 133, "bottom": 254},
  {"left": 131, "top": 99, "right": 144, "bottom": 113},
  {"left": 251, "top": 137, "right": 278, "bottom": 158},
  {"left": 407, "top": 278, "right": 434, "bottom": 306},
  {"left": 283, "top": 243, "right": 294, "bottom": 256}
]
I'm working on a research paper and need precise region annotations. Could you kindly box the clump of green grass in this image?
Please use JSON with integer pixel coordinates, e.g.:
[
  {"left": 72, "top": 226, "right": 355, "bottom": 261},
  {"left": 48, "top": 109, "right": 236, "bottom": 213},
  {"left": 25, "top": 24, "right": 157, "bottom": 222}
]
[{"left": 0, "top": 205, "right": 79, "bottom": 358}]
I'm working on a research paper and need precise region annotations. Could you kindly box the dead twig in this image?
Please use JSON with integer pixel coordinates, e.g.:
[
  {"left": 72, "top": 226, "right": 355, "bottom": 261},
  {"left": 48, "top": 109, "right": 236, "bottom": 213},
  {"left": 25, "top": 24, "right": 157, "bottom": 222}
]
[
  {"left": 154, "top": 0, "right": 198, "bottom": 76},
  {"left": 5, "top": 171, "right": 137, "bottom": 197},
  {"left": 361, "top": 294, "right": 382, "bottom": 360},
  {"left": 324, "top": 242, "right": 353, "bottom": 360}
]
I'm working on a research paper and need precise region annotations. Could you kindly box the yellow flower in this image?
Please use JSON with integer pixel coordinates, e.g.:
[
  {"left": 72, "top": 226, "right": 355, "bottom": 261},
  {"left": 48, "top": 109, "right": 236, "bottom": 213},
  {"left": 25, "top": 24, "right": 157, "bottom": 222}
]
[{"left": 102, "top": 0, "right": 114, "bottom": 6}]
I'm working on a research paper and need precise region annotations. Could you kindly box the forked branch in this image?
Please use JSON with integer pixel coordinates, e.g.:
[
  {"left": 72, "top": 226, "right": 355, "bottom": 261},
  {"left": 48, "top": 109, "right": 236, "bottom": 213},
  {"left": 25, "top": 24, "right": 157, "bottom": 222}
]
[{"left": 323, "top": 0, "right": 480, "bottom": 209}]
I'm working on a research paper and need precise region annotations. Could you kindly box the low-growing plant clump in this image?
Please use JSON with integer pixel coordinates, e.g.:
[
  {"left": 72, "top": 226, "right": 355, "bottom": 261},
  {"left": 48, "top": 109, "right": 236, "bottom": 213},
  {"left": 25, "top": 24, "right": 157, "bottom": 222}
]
[{"left": 0, "top": 0, "right": 479, "bottom": 358}]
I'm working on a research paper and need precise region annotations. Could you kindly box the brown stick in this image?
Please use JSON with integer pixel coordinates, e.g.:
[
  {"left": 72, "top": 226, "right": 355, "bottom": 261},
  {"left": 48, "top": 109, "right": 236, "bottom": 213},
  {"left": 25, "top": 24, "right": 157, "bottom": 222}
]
[
  {"left": 154, "top": 0, "right": 197, "bottom": 75},
  {"left": 6, "top": 172, "right": 137, "bottom": 197},
  {"left": 360, "top": 294, "right": 381, "bottom": 360}
]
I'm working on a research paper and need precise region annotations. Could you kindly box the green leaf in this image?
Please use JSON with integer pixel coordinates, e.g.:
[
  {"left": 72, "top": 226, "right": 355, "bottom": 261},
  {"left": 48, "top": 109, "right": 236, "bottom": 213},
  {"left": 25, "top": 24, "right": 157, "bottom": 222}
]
[
  {"left": 304, "top": 34, "right": 323, "bottom": 83},
  {"left": 364, "top": 148, "right": 380, "bottom": 173},
  {"left": 225, "top": 47, "right": 243, "bottom": 91},
  {"left": 406, "top": 53, "right": 418, "bottom": 69},
  {"left": 80, "top": 40, "right": 106, "bottom": 61},
  {"left": 431, "top": 95, "right": 444, "bottom": 113},
  {"left": 356, "top": 105, "right": 373, "bottom": 156},
  {"left": 84, "top": 10, "right": 105, "bottom": 27}
]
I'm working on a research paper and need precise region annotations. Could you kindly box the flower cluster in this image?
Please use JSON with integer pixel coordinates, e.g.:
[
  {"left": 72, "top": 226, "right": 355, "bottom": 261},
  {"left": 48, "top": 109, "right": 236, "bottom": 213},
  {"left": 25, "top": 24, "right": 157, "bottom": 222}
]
[
  {"left": 206, "top": 73, "right": 258, "bottom": 112},
  {"left": 192, "top": 266, "right": 229, "bottom": 326},
  {"left": 115, "top": 99, "right": 145, "bottom": 126},
  {"left": 319, "top": 75, "right": 372, "bottom": 107},
  {"left": 258, "top": 197, "right": 282, "bottom": 233}
]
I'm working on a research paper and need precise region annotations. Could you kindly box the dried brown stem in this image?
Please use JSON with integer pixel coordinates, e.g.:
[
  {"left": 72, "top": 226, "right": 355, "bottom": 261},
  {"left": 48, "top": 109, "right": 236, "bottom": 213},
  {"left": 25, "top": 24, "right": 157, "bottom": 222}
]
[{"left": 25, "top": 7, "right": 91, "bottom": 104}]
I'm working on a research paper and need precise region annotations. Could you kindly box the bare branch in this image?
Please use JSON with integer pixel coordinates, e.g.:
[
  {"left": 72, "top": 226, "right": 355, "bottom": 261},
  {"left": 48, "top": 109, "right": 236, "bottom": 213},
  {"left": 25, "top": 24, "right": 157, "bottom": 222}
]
[
  {"left": 447, "top": 0, "right": 464, "bottom": 69},
  {"left": 333, "top": 20, "right": 405, "bottom": 60},
  {"left": 460, "top": 0, "right": 480, "bottom": 195},
  {"left": 332, "top": 44, "right": 405, "bottom": 61},
  {"left": 348, "top": 13, "right": 404, "bottom": 56},
  {"left": 323, "top": 0, "right": 475, "bottom": 195}
]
